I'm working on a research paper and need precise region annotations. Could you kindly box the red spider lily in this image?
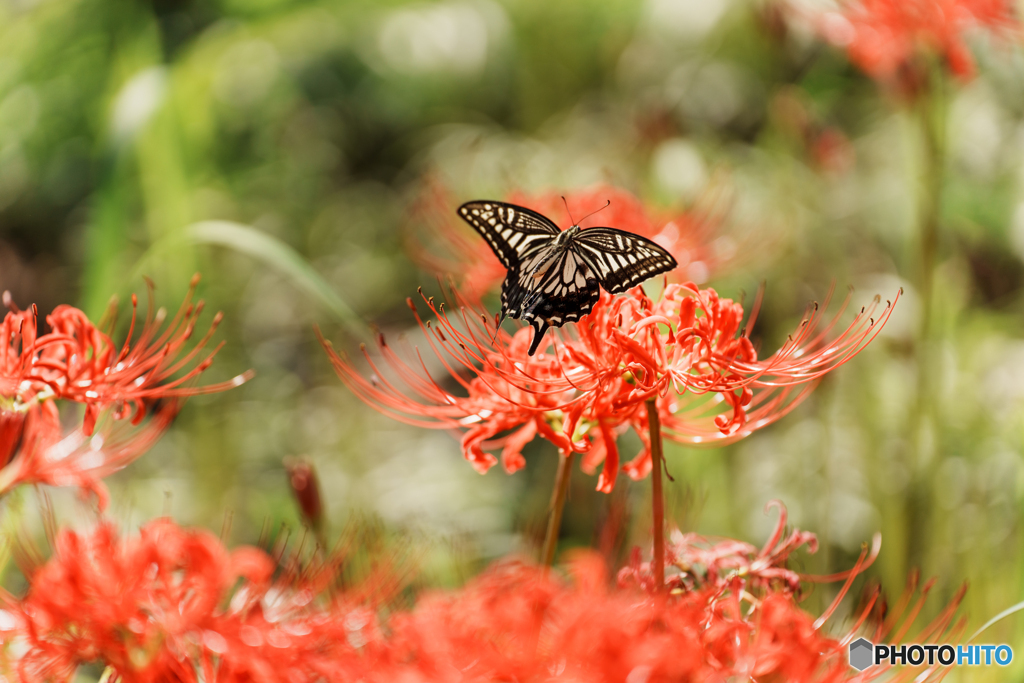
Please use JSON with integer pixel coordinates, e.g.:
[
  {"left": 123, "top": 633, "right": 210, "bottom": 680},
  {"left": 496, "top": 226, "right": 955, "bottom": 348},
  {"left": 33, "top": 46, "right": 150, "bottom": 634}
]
[
  {"left": 379, "top": 514, "right": 961, "bottom": 683},
  {"left": 810, "top": 0, "right": 1018, "bottom": 83},
  {"left": 0, "top": 509, "right": 965, "bottom": 683},
  {"left": 406, "top": 179, "right": 727, "bottom": 302},
  {"left": 619, "top": 499, "right": 871, "bottom": 596},
  {"left": 0, "top": 304, "right": 81, "bottom": 468},
  {"left": 322, "top": 282, "right": 897, "bottom": 493},
  {"left": 0, "top": 519, "right": 390, "bottom": 683},
  {"left": 0, "top": 401, "right": 182, "bottom": 510},
  {"left": 0, "top": 302, "right": 73, "bottom": 404},
  {"left": 48, "top": 275, "right": 251, "bottom": 435},
  {"left": 0, "top": 279, "right": 250, "bottom": 506}
]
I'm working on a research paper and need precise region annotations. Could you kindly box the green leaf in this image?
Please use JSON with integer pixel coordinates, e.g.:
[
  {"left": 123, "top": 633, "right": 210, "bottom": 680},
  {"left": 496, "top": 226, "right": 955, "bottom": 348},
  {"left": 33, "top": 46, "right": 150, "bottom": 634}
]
[{"left": 132, "top": 220, "right": 366, "bottom": 337}]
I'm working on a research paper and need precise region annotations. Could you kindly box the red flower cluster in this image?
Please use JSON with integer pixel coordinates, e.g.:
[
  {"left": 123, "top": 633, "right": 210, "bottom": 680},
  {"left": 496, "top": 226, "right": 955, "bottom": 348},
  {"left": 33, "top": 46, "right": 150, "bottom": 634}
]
[
  {"left": 322, "top": 282, "right": 897, "bottom": 492},
  {"left": 812, "top": 0, "right": 1018, "bottom": 82},
  {"left": 619, "top": 500, "right": 832, "bottom": 595},
  {"left": 0, "top": 277, "right": 250, "bottom": 506},
  {"left": 1, "top": 519, "right": 381, "bottom": 683},
  {"left": 0, "top": 509, "right": 963, "bottom": 683},
  {"left": 407, "top": 181, "right": 727, "bottom": 302},
  {"left": 386, "top": 555, "right": 850, "bottom": 682}
]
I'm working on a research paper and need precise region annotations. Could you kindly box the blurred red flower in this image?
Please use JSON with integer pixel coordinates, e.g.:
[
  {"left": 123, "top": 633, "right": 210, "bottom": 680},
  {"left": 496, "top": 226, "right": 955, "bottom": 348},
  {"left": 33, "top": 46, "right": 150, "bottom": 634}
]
[
  {"left": 379, "top": 504, "right": 959, "bottom": 683},
  {"left": 2, "top": 519, "right": 383, "bottom": 683},
  {"left": 322, "top": 283, "right": 897, "bottom": 492},
  {"left": 0, "top": 277, "right": 251, "bottom": 506},
  {"left": 0, "top": 506, "right": 964, "bottom": 683},
  {"left": 813, "top": 0, "right": 1018, "bottom": 82},
  {"left": 406, "top": 180, "right": 728, "bottom": 302}
]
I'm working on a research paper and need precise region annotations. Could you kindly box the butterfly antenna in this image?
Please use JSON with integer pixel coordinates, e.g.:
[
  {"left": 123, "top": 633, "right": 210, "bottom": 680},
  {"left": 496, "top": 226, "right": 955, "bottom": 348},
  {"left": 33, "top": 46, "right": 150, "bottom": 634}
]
[
  {"left": 561, "top": 196, "right": 577, "bottom": 226},
  {"left": 575, "top": 200, "right": 611, "bottom": 227}
]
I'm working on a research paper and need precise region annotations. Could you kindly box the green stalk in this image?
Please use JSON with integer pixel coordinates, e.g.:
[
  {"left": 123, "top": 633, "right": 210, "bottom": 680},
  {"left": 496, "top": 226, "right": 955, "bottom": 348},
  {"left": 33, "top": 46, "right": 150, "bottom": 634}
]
[
  {"left": 647, "top": 398, "right": 665, "bottom": 591},
  {"left": 905, "top": 74, "right": 947, "bottom": 576},
  {"left": 541, "top": 451, "right": 575, "bottom": 567},
  {"left": 914, "top": 81, "right": 946, "bottom": 414}
]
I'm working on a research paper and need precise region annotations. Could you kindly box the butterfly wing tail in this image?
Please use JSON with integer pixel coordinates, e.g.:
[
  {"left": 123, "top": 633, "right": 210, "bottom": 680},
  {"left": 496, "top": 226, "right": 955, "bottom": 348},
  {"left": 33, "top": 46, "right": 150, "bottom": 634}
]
[{"left": 527, "top": 320, "right": 550, "bottom": 356}]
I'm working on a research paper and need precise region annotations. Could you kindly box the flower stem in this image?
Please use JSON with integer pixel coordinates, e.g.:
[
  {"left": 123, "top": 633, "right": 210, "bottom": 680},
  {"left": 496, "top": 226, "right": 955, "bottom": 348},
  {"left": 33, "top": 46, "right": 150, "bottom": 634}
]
[
  {"left": 905, "top": 77, "right": 947, "bottom": 576},
  {"left": 914, "top": 82, "right": 946, "bottom": 410},
  {"left": 541, "top": 451, "right": 575, "bottom": 566},
  {"left": 647, "top": 397, "right": 665, "bottom": 591}
]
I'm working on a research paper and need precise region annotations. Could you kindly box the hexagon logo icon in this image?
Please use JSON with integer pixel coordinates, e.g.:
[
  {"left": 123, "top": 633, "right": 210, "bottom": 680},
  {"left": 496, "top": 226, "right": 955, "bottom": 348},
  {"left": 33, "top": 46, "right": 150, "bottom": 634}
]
[{"left": 849, "top": 638, "right": 874, "bottom": 671}]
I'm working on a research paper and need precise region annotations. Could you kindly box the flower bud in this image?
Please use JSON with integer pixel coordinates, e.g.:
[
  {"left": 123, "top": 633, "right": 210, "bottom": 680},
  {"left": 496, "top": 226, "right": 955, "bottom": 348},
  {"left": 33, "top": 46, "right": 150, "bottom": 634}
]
[
  {"left": 0, "top": 408, "right": 24, "bottom": 467},
  {"left": 284, "top": 457, "right": 324, "bottom": 532}
]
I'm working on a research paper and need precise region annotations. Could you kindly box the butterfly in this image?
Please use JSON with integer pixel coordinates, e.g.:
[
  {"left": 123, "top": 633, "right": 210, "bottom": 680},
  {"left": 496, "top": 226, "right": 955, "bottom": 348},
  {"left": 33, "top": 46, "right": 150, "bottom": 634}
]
[{"left": 457, "top": 200, "right": 678, "bottom": 356}]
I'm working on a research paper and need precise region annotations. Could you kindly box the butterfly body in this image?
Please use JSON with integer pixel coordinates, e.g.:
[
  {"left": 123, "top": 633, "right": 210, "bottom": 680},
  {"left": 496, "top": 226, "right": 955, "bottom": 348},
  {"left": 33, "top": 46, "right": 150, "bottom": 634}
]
[{"left": 458, "top": 200, "right": 677, "bottom": 356}]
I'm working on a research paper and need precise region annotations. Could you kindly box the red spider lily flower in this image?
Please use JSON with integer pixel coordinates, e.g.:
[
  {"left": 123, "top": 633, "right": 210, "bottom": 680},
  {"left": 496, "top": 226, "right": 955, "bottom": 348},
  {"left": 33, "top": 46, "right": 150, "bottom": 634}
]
[
  {"left": 0, "top": 303, "right": 82, "bottom": 469},
  {"left": 406, "top": 179, "right": 727, "bottom": 302},
  {"left": 0, "top": 402, "right": 182, "bottom": 510},
  {"left": 619, "top": 500, "right": 871, "bottom": 596},
  {"left": 811, "top": 0, "right": 1018, "bottom": 83},
  {"left": 322, "top": 282, "right": 897, "bottom": 493},
  {"left": 0, "top": 519, "right": 391, "bottom": 683},
  {"left": 0, "top": 509, "right": 965, "bottom": 683},
  {"left": 2, "top": 519, "right": 274, "bottom": 682},
  {"left": 0, "top": 302, "right": 73, "bottom": 404},
  {"left": 0, "top": 279, "right": 251, "bottom": 506},
  {"left": 49, "top": 275, "right": 252, "bottom": 435},
  {"left": 379, "top": 522, "right": 961, "bottom": 683}
]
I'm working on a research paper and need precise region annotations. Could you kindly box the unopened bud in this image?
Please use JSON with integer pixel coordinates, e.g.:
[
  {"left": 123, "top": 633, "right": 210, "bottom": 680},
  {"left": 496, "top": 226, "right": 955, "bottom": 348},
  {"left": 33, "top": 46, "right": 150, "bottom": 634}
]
[
  {"left": 284, "top": 456, "right": 324, "bottom": 531},
  {"left": 0, "top": 409, "right": 25, "bottom": 468}
]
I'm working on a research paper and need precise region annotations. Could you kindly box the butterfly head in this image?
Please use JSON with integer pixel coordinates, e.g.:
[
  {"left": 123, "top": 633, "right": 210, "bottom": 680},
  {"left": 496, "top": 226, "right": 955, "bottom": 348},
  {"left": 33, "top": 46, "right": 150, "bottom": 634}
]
[{"left": 555, "top": 224, "right": 581, "bottom": 247}]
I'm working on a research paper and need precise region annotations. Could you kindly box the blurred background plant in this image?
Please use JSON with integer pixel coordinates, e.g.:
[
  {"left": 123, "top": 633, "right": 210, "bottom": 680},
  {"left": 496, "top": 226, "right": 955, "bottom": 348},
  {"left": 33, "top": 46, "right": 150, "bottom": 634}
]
[{"left": 2, "top": 0, "right": 1024, "bottom": 677}]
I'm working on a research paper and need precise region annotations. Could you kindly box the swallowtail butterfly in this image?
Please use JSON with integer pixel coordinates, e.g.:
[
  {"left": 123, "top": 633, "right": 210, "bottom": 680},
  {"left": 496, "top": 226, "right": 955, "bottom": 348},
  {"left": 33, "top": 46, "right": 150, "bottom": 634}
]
[{"left": 457, "top": 200, "right": 678, "bottom": 356}]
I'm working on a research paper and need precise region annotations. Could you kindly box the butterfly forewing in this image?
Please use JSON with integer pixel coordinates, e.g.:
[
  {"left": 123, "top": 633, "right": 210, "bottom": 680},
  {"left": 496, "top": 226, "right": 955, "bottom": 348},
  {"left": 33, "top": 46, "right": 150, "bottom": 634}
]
[
  {"left": 572, "top": 228, "right": 678, "bottom": 294},
  {"left": 458, "top": 201, "right": 560, "bottom": 268}
]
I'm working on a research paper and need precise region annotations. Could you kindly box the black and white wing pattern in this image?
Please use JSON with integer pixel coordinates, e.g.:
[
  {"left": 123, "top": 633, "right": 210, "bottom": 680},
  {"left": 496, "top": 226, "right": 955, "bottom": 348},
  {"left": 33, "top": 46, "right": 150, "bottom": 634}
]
[
  {"left": 456, "top": 200, "right": 678, "bottom": 357},
  {"left": 572, "top": 228, "right": 678, "bottom": 294},
  {"left": 505, "top": 248, "right": 601, "bottom": 356},
  {"left": 457, "top": 201, "right": 559, "bottom": 268}
]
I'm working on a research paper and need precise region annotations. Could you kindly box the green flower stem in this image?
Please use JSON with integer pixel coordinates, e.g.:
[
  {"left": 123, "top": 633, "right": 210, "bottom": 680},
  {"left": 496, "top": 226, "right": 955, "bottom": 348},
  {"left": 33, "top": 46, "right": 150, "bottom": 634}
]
[
  {"left": 647, "top": 397, "right": 665, "bottom": 591},
  {"left": 914, "top": 83, "right": 947, "bottom": 413},
  {"left": 541, "top": 451, "right": 575, "bottom": 567},
  {"left": 904, "top": 75, "right": 948, "bottom": 577}
]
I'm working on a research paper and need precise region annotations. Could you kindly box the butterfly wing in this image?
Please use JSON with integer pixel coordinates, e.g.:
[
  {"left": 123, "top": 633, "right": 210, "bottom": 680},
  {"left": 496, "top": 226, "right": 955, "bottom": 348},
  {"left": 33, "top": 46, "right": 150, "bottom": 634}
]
[
  {"left": 457, "top": 201, "right": 560, "bottom": 269},
  {"left": 457, "top": 202, "right": 675, "bottom": 356},
  {"left": 510, "top": 248, "right": 601, "bottom": 355},
  {"left": 571, "top": 228, "right": 678, "bottom": 293}
]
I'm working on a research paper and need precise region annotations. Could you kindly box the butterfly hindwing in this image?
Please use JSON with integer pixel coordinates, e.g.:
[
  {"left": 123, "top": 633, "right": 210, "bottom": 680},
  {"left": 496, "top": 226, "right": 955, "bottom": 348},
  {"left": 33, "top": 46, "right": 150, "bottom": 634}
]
[
  {"left": 509, "top": 250, "right": 601, "bottom": 355},
  {"left": 458, "top": 201, "right": 560, "bottom": 269},
  {"left": 571, "top": 228, "right": 678, "bottom": 294}
]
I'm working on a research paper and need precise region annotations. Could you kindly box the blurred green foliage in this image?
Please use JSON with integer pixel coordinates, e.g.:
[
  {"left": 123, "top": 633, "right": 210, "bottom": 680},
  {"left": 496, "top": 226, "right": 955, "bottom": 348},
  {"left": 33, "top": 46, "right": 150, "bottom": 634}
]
[{"left": 3, "top": 0, "right": 1024, "bottom": 676}]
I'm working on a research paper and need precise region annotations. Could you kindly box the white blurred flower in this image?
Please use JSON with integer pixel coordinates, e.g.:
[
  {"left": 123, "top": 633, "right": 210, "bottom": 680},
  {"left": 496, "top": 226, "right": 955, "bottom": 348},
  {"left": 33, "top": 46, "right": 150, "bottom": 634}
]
[
  {"left": 643, "top": 0, "right": 731, "bottom": 39},
  {"left": 110, "top": 67, "right": 167, "bottom": 141},
  {"left": 377, "top": 1, "right": 506, "bottom": 76},
  {"left": 652, "top": 138, "right": 706, "bottom": 201}
]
